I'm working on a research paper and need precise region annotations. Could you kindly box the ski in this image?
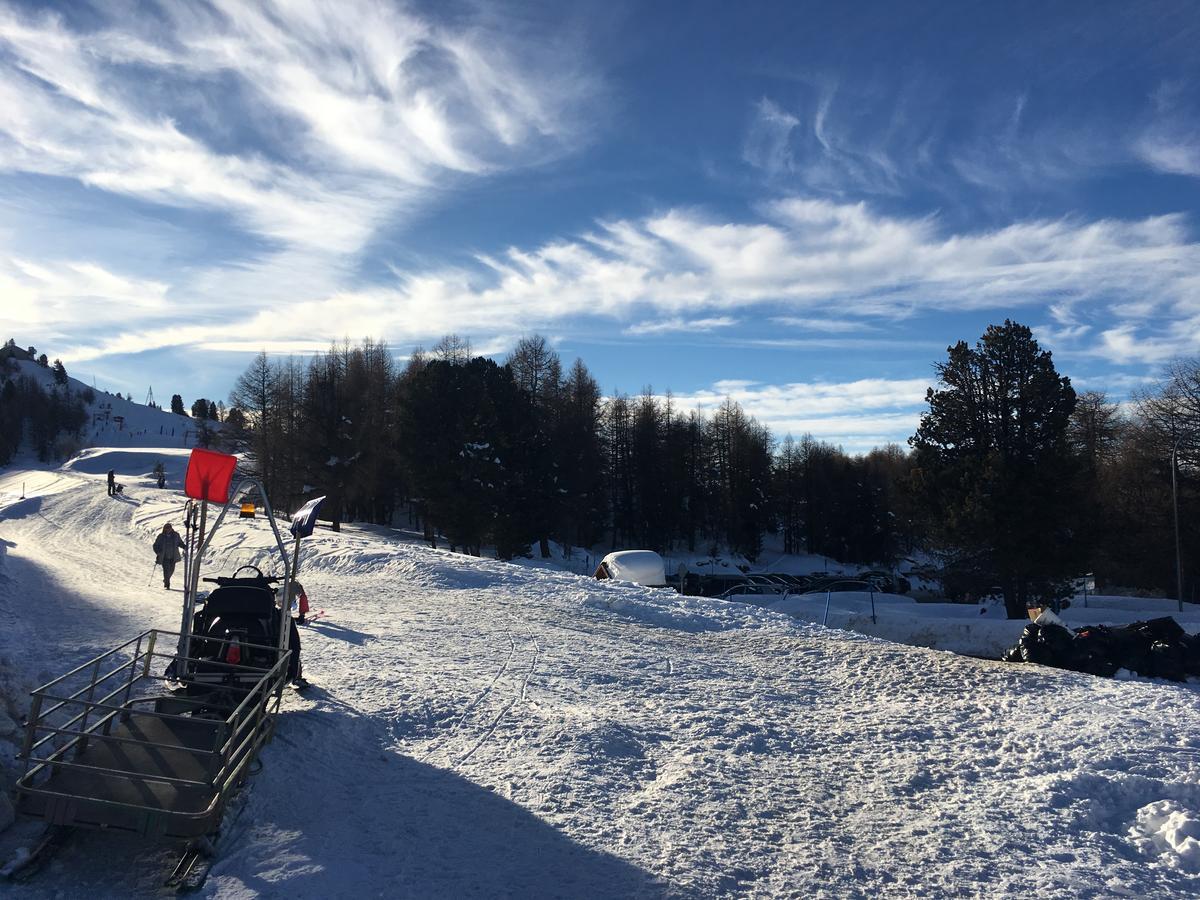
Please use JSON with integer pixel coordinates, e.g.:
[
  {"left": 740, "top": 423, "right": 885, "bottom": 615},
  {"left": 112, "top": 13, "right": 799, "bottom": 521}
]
[
  {"left": 2, "top": 825, "right": 73, "bottom": 883},
  {"left": 164, "top": 843, "right": 213, "bottom": 893},
  {"left": 297, "top": 609, "right": 326, "bottom": 625},
  {"left": 162, "top": 768, "right": 257, "bottom": 893}
]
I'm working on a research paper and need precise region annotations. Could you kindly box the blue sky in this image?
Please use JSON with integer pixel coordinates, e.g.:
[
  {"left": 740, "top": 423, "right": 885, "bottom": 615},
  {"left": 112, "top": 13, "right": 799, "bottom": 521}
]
[{"left": 1, "top": 0, "right": 1199, "bottom": 451}]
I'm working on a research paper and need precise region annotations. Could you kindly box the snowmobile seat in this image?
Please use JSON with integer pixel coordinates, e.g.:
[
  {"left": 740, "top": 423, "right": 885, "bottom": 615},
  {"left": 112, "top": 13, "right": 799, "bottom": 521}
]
[
  {"left": 186, "top": 569, "right": 286, "bottom": 696},
  {"left": 199, "top": 585, "right": 277, "bottom": 619},
  {"left": 185, "top": 565, "right": 302, "bottom": 695}
]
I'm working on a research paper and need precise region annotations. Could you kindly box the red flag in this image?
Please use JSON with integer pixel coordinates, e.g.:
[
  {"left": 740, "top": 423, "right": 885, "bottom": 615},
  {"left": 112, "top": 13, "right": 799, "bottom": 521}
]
[{"left": 184, "top": 448, "right": 237, "bottom": 503}]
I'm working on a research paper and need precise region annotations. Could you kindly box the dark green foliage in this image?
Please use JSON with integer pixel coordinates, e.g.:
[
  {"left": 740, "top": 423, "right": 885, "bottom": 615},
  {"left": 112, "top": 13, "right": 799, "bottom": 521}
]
[
  {"left": 910, "top": 321, "right": 1086, "bottom": 617},
  {"left": 191, "top": 397, "right": 210, "bottom": 418},
  {"left": 210, "top": 324, "right": 1189, "bottom": 594},
  {"left": 225, "top": 335, "right": 784, "bottom": 563},
  {"left": 170, "top": 394, "right": 185, "bottom": 415},
  {"left": 774, "top": 436, "right": 911, "bottom": 565},
  {"left": 0, "top": 346, "right": 87, "bottom": 464},
  {"left": 1078, "top": 364, "right": 1200, "bottom": 602},
  {"left": 397, "top": 355, "right": 531, "bottom": 555}
]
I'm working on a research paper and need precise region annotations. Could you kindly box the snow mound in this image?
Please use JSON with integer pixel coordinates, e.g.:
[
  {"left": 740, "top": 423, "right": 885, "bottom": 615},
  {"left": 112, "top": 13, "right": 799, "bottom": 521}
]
[
  {"left": 1130, "top": 800, "right": 1200, "bottom": 871},
  {"left": 583, "top": 584, "right": 785, "bottom": 633},
  {"left": 63, "top": 447, "right": 192, "bottom": 484}
]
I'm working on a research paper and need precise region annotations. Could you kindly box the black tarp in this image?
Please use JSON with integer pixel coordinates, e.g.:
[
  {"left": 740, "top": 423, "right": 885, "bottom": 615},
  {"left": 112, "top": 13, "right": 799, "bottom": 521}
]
[{"left": 1002, "top": 617, "right": 1200, "bottom": 681}]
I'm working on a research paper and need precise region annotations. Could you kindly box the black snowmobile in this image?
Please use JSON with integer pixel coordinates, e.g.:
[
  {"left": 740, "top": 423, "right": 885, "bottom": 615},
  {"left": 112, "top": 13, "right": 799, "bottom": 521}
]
[{"left": 182, "top": 564, "right": 302, "bottom": 706}]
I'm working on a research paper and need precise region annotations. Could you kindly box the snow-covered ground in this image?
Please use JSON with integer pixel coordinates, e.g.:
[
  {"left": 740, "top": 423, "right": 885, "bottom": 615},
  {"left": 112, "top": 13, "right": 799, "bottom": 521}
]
[{"left": 2, "top": 449, "right": 1200, "bottom": 897}]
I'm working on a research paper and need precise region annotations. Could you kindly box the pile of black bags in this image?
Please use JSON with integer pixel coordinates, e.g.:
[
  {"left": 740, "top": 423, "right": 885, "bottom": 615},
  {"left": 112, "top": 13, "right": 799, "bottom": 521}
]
[{"left": 1002, "top": 616, "right": 1200, "bottom": 681}]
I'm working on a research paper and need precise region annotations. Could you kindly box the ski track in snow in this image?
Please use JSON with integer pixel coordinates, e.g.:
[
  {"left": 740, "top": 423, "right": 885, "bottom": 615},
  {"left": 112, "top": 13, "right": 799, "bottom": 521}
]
[{"left": 2, "top": 454, "right": 1200, "bottom": 897}]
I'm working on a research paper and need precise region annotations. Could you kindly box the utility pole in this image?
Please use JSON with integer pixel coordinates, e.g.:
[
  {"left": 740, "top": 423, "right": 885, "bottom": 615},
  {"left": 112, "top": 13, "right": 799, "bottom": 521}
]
[
  {"left": 145, "top": 385, "right": 156, "bottom": 407},
  {"left": 1172, "top": 441, "right": 1184, "bottom": 613}
]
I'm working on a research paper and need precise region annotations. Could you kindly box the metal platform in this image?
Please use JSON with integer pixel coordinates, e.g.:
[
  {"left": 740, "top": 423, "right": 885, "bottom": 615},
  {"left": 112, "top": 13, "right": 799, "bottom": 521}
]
[{"left": 16, "top": 630, "right": 288, "bottom": 839}]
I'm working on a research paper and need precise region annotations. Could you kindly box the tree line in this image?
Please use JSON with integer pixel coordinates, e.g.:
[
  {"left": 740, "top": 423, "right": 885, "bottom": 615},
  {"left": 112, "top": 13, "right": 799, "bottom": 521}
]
[
  {"left": 3, "top": 328, "right": 1193, "bottom": 615},
  {"left": 0, "top": 340, "right": 89, "bottom": 464},
  {"left": 220, "top": 324, "right": 1196, "bottom": 615}
]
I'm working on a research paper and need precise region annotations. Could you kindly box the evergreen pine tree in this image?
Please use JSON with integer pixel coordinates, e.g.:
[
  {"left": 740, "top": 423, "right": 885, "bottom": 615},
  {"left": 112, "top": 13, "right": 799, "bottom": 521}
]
[{"left": 910, "top": 320, "right": 1085, "bottom": 617}]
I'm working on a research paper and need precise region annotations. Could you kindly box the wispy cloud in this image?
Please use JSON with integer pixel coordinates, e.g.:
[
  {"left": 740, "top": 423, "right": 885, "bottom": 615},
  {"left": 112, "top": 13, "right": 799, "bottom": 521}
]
[
  {"left": 1, "top": 256, "right": 169, "bottom": 329},
  {"left": 44, "top": 195, "right": 1200, "bottom": 366},
  {"left": 0, "top": 1, "right": 597, "bottom": 251},
  {"left": 744, "top": 75, "right": 1198, "bottom": 201},
  {"left": 743, "top": 83, "right": 907, "bottom": 196},
  {"left": 667, "top": 377, "right": 931, "bottom": 451},
  {"left": 770, "top": 316, "right": 874, "bottom": 333},
  {"left": 1134, "top": 82, "right": 1200, "bottom": 177},
  {"left": 742, "top": 98, "right": 800, "bottom": 176},
  {"left": 624, "top": 316, "right": 738, "bottom": 336}
]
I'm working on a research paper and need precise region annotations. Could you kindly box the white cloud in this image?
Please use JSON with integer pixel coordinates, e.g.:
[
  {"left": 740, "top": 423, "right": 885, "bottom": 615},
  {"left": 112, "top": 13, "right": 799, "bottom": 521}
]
[
  {"left": 624, "top": 316, "right": 738, "bottom": 336},
  {"left": 1135, "top": 135, "right": 1200, "bottom": 177},
  {"left": 742, "top": 98, "right": 800, "bottom": 175},
  {"left": 665, "top": 377, "right": 931, "bottom": 451},
  {"left": 40, "top": 195, "right": 1200, "bottom": 368},
  {"left": 0, "top": 1, "right": 597, "bottom": 251},
  {"left": 770, "top": 316, "right": 874, "bottom": 333},
  {"left": 1134, "top": 81, "right": 1200, "bottom": 178},
  {"left": 0, "top": 257, "right": 169, "bottom": 328},
  {"left": 1093, "top": 321, "right": 1200, "bottom": 366}
]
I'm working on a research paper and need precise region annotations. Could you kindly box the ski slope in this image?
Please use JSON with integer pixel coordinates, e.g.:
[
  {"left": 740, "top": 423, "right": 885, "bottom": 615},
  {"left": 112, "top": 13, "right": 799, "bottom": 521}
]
[
  {"left": 5, "top": 356, "right": 203, "bottom": 451},
  {"left": 2, "top": 451, "right": 1200, "bottom": 897}
]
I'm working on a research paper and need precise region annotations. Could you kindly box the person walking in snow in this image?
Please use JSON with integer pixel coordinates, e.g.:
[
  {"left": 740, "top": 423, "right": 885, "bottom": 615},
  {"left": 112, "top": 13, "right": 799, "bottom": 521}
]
[
  {"left": 107, "top": 469, "right": 116, "bottom": 497},
  {"left": 153, "top": 523, "right": 185, "bottom": 590}
]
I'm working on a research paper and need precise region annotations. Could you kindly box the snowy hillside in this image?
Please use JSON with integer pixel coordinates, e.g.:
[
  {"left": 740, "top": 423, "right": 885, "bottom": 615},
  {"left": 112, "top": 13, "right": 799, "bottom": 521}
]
[
  {"left": 2, "top": 450, "right": 1200, "bottom": 897},
  {"left": 4, "top": 356, "right": 201, "bottom": 451}
]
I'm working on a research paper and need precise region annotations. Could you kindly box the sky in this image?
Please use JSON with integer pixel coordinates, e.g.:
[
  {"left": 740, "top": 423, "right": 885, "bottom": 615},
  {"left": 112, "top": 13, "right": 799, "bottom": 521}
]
[{"left": 1, "top": 0, "right": 1199, "bottom": 452}]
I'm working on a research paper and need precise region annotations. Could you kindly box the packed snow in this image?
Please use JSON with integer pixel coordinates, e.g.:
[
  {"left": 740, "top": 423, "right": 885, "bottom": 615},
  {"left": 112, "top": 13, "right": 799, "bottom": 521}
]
[{"left": 2, "top": 449, "right": 1200, "bottom": 897}]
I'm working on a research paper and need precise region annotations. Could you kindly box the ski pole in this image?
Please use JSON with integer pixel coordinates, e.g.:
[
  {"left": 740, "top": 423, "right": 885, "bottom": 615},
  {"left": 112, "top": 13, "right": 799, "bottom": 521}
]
[{"left": 147, "top": 560, "right": 159, "bottom": 586}]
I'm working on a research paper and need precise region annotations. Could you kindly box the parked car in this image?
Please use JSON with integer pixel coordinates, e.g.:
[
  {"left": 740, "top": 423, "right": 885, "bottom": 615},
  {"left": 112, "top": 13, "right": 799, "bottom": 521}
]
[
  {"left": 745, "top": 574, "right": 786, "bottom": 592},
  {"left": 757, "top": 574, "right": 795, "bottom": 587},
  {"left": 594, "top": 550, "right": 669, "bottom": 588},
  {"left": 763, "top": 574, "right": 811, "bottom": 594},
  {"left": 699, "top": 573, "right": 751, "bottom": 597},
  {"left": 802, "top": 579, "right": 876, "bottom": 594},
  {"left": 856, "top": 570, "right": 911, "bottom": 594},
  {"left": 717, "top": 584, "right": 777, "bottom": 605}
]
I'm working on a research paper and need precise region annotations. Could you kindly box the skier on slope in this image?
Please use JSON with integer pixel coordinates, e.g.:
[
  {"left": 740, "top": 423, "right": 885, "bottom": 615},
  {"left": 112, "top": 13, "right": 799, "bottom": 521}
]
[
  {"left": 153, "top": 523, "right": 186, "bottom": 590},
  {"left": 107, "top": 469, "right": 116, "bottom": 497}
]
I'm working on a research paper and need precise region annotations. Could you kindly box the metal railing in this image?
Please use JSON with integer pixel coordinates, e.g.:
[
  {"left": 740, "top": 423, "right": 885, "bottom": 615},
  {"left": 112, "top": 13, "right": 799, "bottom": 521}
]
[{"left": 16, "top": 628, "right": 289, "bottom": 834}]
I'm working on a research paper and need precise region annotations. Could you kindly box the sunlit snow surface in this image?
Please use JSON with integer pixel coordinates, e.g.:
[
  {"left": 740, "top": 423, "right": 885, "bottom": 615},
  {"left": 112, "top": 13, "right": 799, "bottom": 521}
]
[{"left": 1, "top": 449, "right": 1200, "bottom": 897}]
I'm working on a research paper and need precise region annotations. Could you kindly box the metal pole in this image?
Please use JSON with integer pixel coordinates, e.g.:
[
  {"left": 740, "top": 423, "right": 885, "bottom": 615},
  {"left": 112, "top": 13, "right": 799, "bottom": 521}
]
[
  {"left": 870, "top": 586, "right": 877, "bottom": 625},
  {"left": 1173, "top": 443, "right": 1184, "bottom": 613},
  {"left": 171, "top": 501, "right": 198, "bottom": 678},
  {"left": 823, "top": 589, "right": 832, "bottom": 626},
  {"left": 180, "top": 500, "right": 208, "bottom": 672}
]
